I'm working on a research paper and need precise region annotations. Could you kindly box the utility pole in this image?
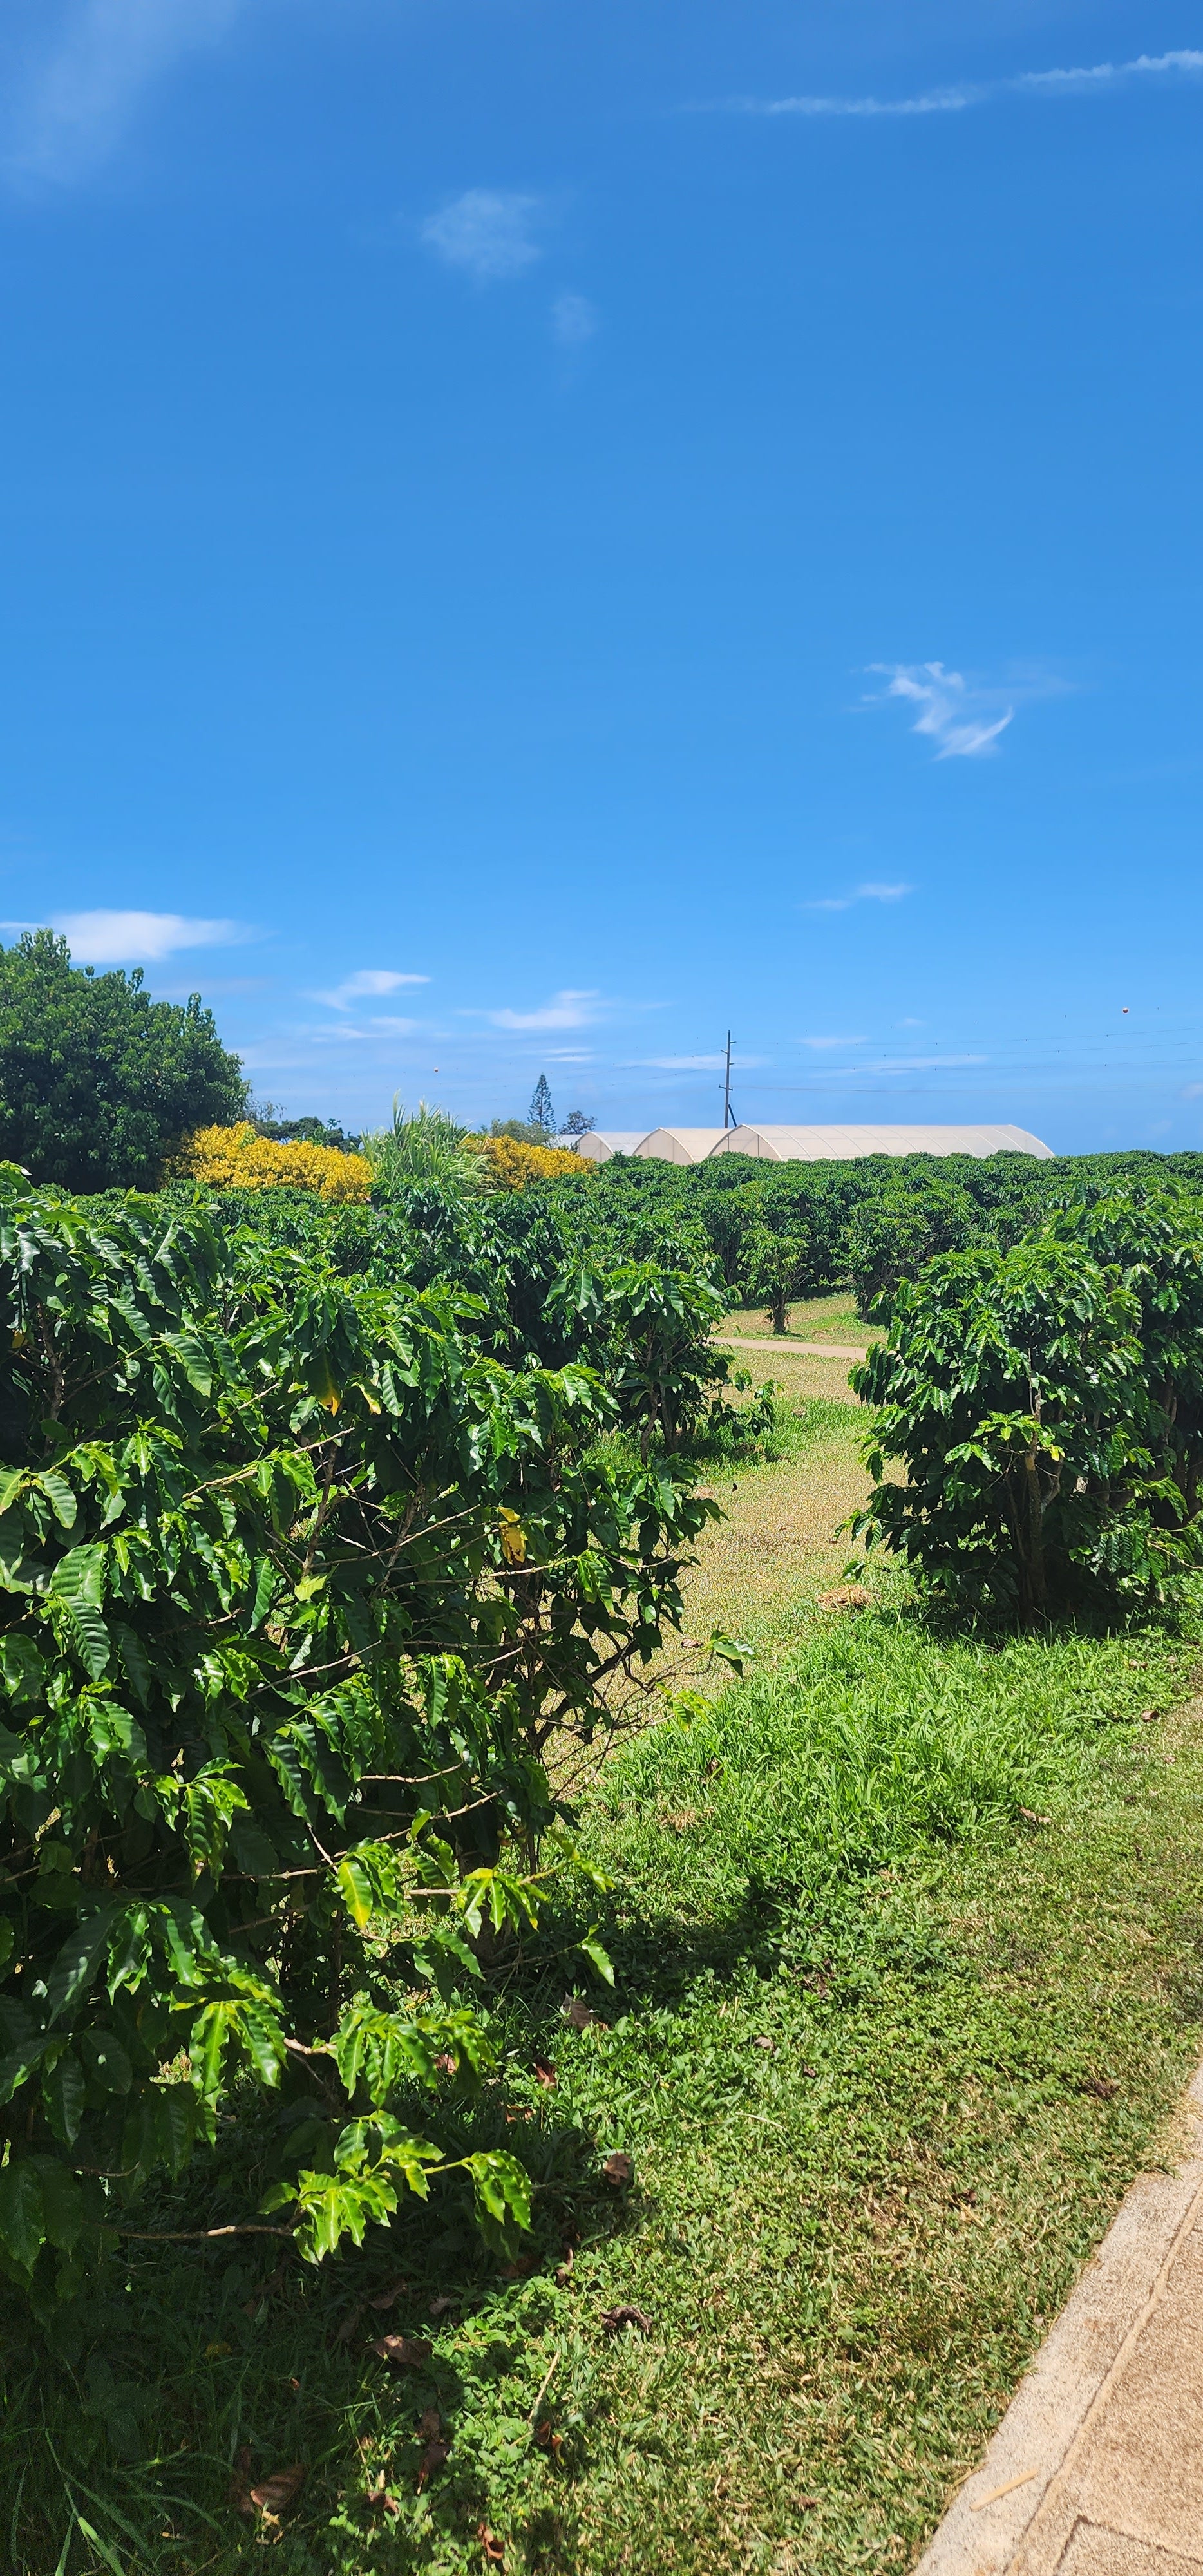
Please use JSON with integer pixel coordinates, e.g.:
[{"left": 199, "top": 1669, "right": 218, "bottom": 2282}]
[{"left": 723, "top": 1030, "right": 736, "bottom": 1130}]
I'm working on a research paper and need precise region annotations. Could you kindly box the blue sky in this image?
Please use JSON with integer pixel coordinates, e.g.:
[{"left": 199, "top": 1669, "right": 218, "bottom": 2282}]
[{"left": 1, "top": 1, "right": 1200, "bottom": 1151}]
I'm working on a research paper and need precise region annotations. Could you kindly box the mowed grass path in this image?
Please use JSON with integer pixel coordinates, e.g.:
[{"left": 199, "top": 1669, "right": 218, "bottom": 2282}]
[
  {"left": 8, "top": 1326, "right": 1203, "bottom": 2576},
  {"left": 719, "top": 1293, "right": 882, "bottom": 1349}
]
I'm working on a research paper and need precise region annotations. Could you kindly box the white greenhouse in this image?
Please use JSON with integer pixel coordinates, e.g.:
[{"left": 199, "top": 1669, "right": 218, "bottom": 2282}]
[{"left": 566, "top": 1122, "right": 1052, "bottom": 1165}]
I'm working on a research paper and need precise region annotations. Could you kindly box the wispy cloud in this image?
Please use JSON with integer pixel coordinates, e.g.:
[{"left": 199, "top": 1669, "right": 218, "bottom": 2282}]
[
  {"left": 4, "top": 909, "right": 256, "bottom": 963},
  {"left": 311, "top": 969, "right": 430, "bottom": 1012},
  {"left": 552, "top": 292, "right": 598, "bottom": 347},
  {"left": 869, "top": 663, "right": 1014, "bottom": 759},
  {"left": 632, "top": 1053, "right": 764, "bottom": 1072},
  {"left": 719, "top": 48, "right": 1203, "bottom": 123},
  {"left": 487, "top": 989, "right": 600, "bottom": 1032},
  {"left": 421, "top": 190, "right": 544, "bottom": 283},
  {"left": 799, "top": 1034, "right": 868, "bottom": 1049},
  {"left": 7, "top": 0, "right": 247, "bottom": 184},
  {"left": 804, "top": 881, "right": 913, "bottom": 913}
]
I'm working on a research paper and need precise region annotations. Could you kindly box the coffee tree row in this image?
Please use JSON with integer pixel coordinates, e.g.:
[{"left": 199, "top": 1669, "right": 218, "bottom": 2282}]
[
  {"left": 851, "top": 1188, "right": 1203, "bottom": 1617},
  {"left": 0, "top": 1175, "right": 725, "bottom": 2330}
]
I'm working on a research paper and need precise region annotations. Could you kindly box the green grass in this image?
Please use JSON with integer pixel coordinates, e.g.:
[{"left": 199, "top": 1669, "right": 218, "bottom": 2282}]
[{"left": 6, "top": 1573, "right": 1203, "bottom": 2570}]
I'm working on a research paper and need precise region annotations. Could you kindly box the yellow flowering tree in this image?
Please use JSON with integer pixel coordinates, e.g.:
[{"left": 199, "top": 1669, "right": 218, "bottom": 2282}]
[
  {"left": 462, "top": 1135, "right": 591, "bottom": 1192},
  {"left": 175, "top": 1122, "right": 372, "bottom": 1202}
]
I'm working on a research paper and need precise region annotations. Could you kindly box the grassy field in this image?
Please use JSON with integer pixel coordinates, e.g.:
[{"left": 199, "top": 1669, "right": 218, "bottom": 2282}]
[{"left": 7, "top": 1331, "right": 1203, "bottom": 2576}]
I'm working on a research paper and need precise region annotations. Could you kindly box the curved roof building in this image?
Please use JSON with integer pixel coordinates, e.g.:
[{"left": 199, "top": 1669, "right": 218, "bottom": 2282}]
[
  {"left": 634, "top": 1127, "right": 730, "bottom": 1165},
  {"left": 569, "top": 1131, "right": 650, "bottom": 1162},
  {"left": 566, "top": 1122, "right": 1054, "bottom": 1164},
  {"left": 708, "top": 1122, "right": 1054, "bottom": 1162}
]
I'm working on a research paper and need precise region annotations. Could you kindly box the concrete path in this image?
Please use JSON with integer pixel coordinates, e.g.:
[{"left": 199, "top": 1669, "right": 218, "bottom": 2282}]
[
  {"left": 915, "top": 2058, "right": 1203, "bottom": 2575},
  {"left": 714, "top": 1332, "right": 869, "bottom": 1360}
]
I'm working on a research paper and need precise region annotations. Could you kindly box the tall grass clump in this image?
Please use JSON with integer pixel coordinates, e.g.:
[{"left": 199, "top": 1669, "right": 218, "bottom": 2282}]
[{"left": 363, "top": 1097, "right": 481, "bottom": 1193}]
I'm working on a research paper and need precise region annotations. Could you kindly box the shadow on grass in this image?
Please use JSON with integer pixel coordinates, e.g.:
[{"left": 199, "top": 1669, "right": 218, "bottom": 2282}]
[
  {"left": 0, "top": 1856, "right": 832, "bottom": 2576},
  {"left": 5, "top": 1580, "right": 1202, "bottom": 2573}
]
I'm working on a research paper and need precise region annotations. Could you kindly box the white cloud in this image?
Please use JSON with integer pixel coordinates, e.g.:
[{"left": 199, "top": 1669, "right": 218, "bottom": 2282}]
[
  {"left": 369, "top": 1015, "right": 421, "bottom": 1034},
  {"left": 421, "top": 190, "right": 544, "bottom": 283},
  {"left": 804, "top": 881, "right": 913, "bottom": 912},
  {"left": 488, "top": 989, "right": 600, "bottom": 1032},
  {"left": 633, "top": 1053, "right": 764, "bottom": 1071},
  {"left": 754, "top": 84, "right": 980, "bottom": 119},
  {"left": 553, "top": 292, "right": 598, "bottom": 347},
  {"left": 23, "top": 909, "right": 254, "bottom": 963},
  {"left": 1016, "top": 50, "right": 1203, "bottom": 95},
  {"left": 870, "top": 663, "right": 1014, "bottom": 759},
  {"left": 726, "top": 48, "right": 1203, "bottom": 122},
  {"left": 311, "top": 969, "right": 430, "bottom": 1011},
  {"left": 8, "top": 0, "right": 247, "bottom": 184},
  {"left": 799, "top": 1034, "right": 868, "bottom": 1049}
]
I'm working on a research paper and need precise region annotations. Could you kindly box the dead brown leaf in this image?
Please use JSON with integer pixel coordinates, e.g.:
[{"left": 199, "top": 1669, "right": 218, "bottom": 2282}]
[
  {"left": 1018, "top": 1808, "right": 1050, "bottom": 1826},
  {"left": 335, "top": 2304, "right": 363, "bottom": 2344},
  {"left": 600, "top": 2304, "right": 652, "bottom": 2336},
  {"left": 428, "top": 2293, "right": 457, "bottom": 2318},
  {"left": 562, "top": 1995, "right": 601, "bottom": 2031},
  {"left": 500, "top": 2253, "right": 536, "bottom": 2279},
  {"left": 367, "top": 2277, "right": 410, "bottom": 2311},
  {"left": 371, "top": 2334, "right": 433, "bottom": 2369},
  {"left": 1138, "top": 1707, "right": 1161, "bottom": 1723},
  {"left": 533, "top": 2418, "right": 564, "bottom": 2458},
  {"left": 554, "top": 2248, "right": 574, "bottom": 2287},
  {"left": 1082, "top": 2074, "right": 1119, "bottom": 2100},
  {"left": 532, "top": 2058, "right": 557, "bottom": 2088},
  {"left": 602, "top": 2150, "right": 632, "bottom": 2186},
  {"left": 248, "top": 2463, "right": 306, "bottom": 2518},
  {"left": 478, "top": 2522, "right": 506, "bottom": 2565},
  {"left": 416, "top": 2411, "right": 450, "bottom": 2488},
  {"left": 364, "top": 2477, "right": 401, "bottom": 2518},
  {"left": 752, "top": 2035, "right": 775, "bottom": 2052}
]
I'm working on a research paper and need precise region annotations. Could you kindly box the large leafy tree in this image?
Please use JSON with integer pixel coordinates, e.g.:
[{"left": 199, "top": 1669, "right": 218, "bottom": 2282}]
[{"left": 0, "top": 930, "right": 247, "bottom": 1190}]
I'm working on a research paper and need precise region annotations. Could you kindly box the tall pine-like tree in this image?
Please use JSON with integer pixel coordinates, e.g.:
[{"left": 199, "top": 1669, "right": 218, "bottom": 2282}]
[{"left": 528, "top": 1073, "right": 556, "bottom": 1139}]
